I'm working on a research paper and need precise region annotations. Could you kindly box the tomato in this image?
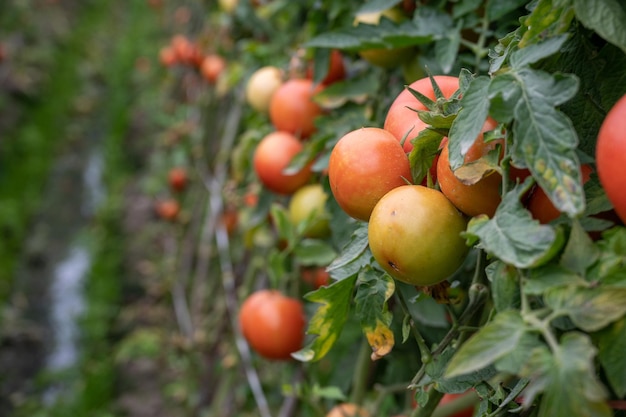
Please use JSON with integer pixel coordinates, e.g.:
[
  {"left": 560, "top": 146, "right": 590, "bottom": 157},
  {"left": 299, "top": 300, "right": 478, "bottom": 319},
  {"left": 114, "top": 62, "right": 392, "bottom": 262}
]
[
  {"left": 218, "top": 0, "right": 238, "bottom": 13},
  {"left": 326, "top": 403, "right": 370, "bottom": 417},
  {"left": 438, "top": 393, "right": 475, "bottom": 417},
  {"left": 155, "top": 198, "right": 181, "bottom": 221},
  {"left": 328, "top": 127, "right": 412, "bottom": 222},
  {"left": 288, "top": 183, "right": 330, "bottom": 238},
  {"left": 246, "top": 66, "right": 284, "bottom": 113},
  {"left": 384, "top": 75, "right": 460, "bottom": 153},
  {"left": 239, "top": 289, "right": 306, "bottom": 360},
  {"left": 159, "top": 45, "right": 178, "bottom": 67},
  {"left": 436, "top": 117, "right": 502, "bottom": 218},
  {"left": 368, "top": 185, "right": 468, "bottom": 286},
  {"left": 253, "top": 131, "right": 313, "bottom": 195},
  {"left": 306, "top": 49, "right": 346, "bottom": 85},
  {"left": 596, "top": 93, "right": 626, "bottom": 224},
  {"left": 200, "top": 54, "right": 226, "bottom": 84},
  {"left": 528, "top": 164, "right": 593, "bottom": 223},
  {"left": 353, "top": 8, "right": 415, "bottom": 69},
  {"left": 301, "top": 266, "right": 330, "bottom": 289},
  {"left": 269, "top": 78, "right": 324, "bottom": 139},
  {"left": 168, "top": 167, "right": 188, "bottom": 193}
]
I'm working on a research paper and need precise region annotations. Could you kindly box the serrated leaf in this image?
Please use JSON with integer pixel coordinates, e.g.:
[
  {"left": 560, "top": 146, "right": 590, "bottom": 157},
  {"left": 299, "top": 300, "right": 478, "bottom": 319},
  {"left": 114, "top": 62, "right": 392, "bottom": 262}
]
[
  {"left": 445, "top": 311, "right": 528, "bottom": 378},
  {"left": 544, "top": 286, "right": 626, "bottom": 332},
  {"left": 494, "top": 332, "right": 542, "bottom": 375},
  {"left": 426, "top": 346, "right": 498, "bottom": 393},
  {"left": 293, "top": 239, "right": 337, "bottom": 266},
  {"left": 573, "top": 0, "right": 626, "bottom": 55},
  {"left": 408, "top": 128, "right": 445, "bottom": 186},
  {"left": 327, "top": 223, "right": 369, "bottom": 272},
  {"left": 525, "top": 333, "right": 612, "bottom": 417},
  {"left": 596, "top": 317, "right": 626, "bottom": 397},
  {"left": 519, "top": 0, "right": 575, "bottom": 48},
  {"left": 510, "top": 69, "right": 583, "bottom": 216},
  {"left": 434, "top": 27, "right": 461, "bottom": 74},
  {"left": 524, "top": 264, "right": 588, "bottom": 295},
  {"left": 293, "top": 275, "right": 357, "bottom": 362},
  {"left": 486, "top": 261, "right": 521, "bottom": 312},
  {"left": 559, "top": 220, "right": 599, "bottom": 276},
  {"left": 448, "top": 75, "right": 491, "bottom": 171},
  {"left": 355, "top": 269, "right": 395, "bottom": 358},
  {"left": 510, "top": 35, "right": 569, "bottom": 68},
  {"left": 314, "top": 72, "right": 381, "bottom": 108},
  {"left": 464, "top": 181, "right": 564, "bottom": 268}
]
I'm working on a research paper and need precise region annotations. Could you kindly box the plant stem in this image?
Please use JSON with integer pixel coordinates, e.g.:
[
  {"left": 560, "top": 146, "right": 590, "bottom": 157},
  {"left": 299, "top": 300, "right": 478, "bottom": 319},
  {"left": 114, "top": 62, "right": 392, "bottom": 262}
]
[{"left": 350, "top": 337, "right": 373, "bottom": 406}]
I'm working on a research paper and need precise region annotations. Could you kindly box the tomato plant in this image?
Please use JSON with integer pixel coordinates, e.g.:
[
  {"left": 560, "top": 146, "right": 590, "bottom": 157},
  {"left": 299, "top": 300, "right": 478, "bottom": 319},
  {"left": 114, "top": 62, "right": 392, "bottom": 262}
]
[
  {"left": 253, "top": 131, "right": 313, "bottom": 195},
  {"left": 200, "top": 53, "right": 226, "bottom": 84},
  {"left": 596, "top": 93, "right": 626, "bottom": 224},
  {"left": 368, "top": 185, "right": 468, "bottom": 286},
  {"left": 239, "top": 289, "right": 306, "bottom": 360},
  {"left": 306, "top": 49, "right": 346, "bottom": 85},
  {"left": 328, "top": 127, "right": 412, "bottom": 221}
]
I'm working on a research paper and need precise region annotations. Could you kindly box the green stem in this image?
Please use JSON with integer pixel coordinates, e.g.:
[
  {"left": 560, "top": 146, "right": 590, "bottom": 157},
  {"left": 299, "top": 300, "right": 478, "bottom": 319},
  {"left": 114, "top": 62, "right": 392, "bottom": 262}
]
[
  {"left": 411, "top": 389, "right": 445, "bottom": 417},
  {"left": 350, "top": 337, "right": 373, "bottom": 406},
  {"left": 396, "top": 290, "right": 433, "bottom": 364}
]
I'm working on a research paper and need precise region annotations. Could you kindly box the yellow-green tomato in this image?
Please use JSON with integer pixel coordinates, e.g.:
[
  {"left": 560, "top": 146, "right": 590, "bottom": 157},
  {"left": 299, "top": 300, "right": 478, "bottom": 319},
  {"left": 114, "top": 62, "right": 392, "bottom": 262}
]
[
  {"left": 368, "top": 185, "right": 469, "bottom": 286},
  {"left": 288, "top": 184, "right": 330, "bottom": 238},
  {"left": 246, "top": 66, "right": 284, "bottom": 113}
]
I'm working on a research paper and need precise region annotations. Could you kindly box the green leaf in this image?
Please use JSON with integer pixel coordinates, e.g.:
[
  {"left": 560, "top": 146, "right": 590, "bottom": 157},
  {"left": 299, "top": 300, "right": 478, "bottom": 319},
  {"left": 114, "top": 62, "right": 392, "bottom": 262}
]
[
  {"left": 519, "top": 0, "right": 575, "bottom": 48},
  {"left": 488, "top": 73, "right": 521, "bottom": 123},
  {"left": 445, "top": 310, "right": 528, "bottom": 378},
  {"left": 354, "top": 269, "right": 395, "bottom": 358},
  {"left": 293, "top": 275, "right": 357, "bottom": 362},
  {"left": 293, "top": 239, "right": 337, "bottom": 266},
  {"left": 559, "top": 220, "right": 599, "bottom": 276},
  {"left": 356, "top": 0, "right": 402, "bottom": 14},
  {"left": 510, "top": 69, "right": 583, "bottom": 216},
  {"left": 434, "top": 27, "right": 461, "bottom": 74},
  {"left": 486, "top": 261, "right": 521, "bottom": 312},
  {"left": 524, "top": 264, "right": 588, "bottom": 295},
  {"left": 314, "top": 72, "right": 381, "bottom": 108},
  {"left": 596, "top": 317, "right": 626, "bottom": 397},
  {"left": 448, "top": 75, "right": 491, "bottom": 171},
  {"left": 494, "top": 332, "right": 542, "bottom": 375},
  {"left": 486, "top": 0, "right": 528, "bottom": 21},
  {"left": 510, "top": 34, "right": 569, "bottom": 68},
  {"left": 522, "top": 333, "right": 612, "bottom": 417},
  {"left": 573, "top": 0, "right": 626, "bottom": 55},
  {"left": 327, "top": 223, "right": 371, "bottom": 281},
  {"left": 426, "top": 346, "right": 498, "bottom": 393},
  {"left": 408, "top": 128, "right": 445, "bottom": 186},
  {"left": 464, "top": 180, "right": 565, "bottom": 269},
  {"left": 544, "top": 286, "right": 626, "bottom": 332}
]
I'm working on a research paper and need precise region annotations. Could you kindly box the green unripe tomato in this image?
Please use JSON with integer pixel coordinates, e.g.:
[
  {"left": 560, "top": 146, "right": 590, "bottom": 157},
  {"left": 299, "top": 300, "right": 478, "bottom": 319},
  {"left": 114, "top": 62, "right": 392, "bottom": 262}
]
[
  {"left": 288, "top": 184, "right": 330, "bottom": 238},
  {"left": 368, "top": 185, "right": 469, "bottom": 286}
]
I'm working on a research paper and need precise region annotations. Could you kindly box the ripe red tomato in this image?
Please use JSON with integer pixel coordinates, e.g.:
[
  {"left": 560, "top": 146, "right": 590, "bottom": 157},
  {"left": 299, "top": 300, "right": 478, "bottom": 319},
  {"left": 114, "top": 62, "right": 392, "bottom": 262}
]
[
  {"left": 368, "top": 185, "right": 468, "bottom": 286},
  {"left": 168, "top": 167, "right": 188, "bottom": 193},
  {"left": 155, "top": 198, "right": 181, "bottom": 221},
  {"left": 301, "top": 266, "right": 330, "bottom": 289},
  {"left": 384, "top": 75, "right": 460, "bottom": 153},
  {"left": 246, "top": 66, "right": 284, "bottom": 113},
  {"left": 528, "top": 164, "right": 593, "bottom": 223},
  {"left": 200, "top": 54, "right": 226, "bottom": 84},
  {"left": 596, "top": 93, "right": 626, "bottom": 224},
  {"left": 306, "top": 49, "right": 346, "bottom": 85},
  {"left": 159, "top": 45, "right": 178, "bottom": 67},
  {"left": 437, "top": 117, "right": 503, "bottom": 218},
  {"left": 269, "top": 78, "right": 324, "bottom": 139},
  {"left": 253, "top": 131, "right": 313, "bottom": 195},
  {"left": 288, "top": 183, "right": 330, "bottom": 238},
  {"left": 326, "top": 403, "right": 370, "bottom": 417},
  {"left": 328, "top": 127, "right": 412, "bottom": 221},
  {"left": 239, "top": 289, "right": 306, "bottom": 360}
]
